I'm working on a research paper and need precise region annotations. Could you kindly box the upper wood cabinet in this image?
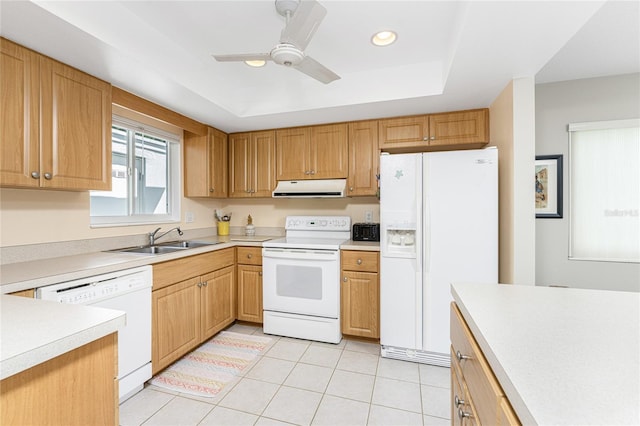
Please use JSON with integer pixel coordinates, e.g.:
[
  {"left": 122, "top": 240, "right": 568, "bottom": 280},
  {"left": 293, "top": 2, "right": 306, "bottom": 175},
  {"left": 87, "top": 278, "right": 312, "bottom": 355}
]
[
  {"left": 429, "top": 109, "right": 489, "bottom": 147},
  {"left": 347, "top": 120, "right": 379, "bottom": 197},
  {"left": 229, "top": 130, "right": 276, "bottom": 198},
  {"left": 378, "top": 115, "right": 429, "bottom": 150},
  {"left": 379, "top": 109, "right": 489, "bottom": 151},
  {"left": 0, "top": 38, "right": 112, "bottom": 191},
  {"left": 184, "top": 126, "right": 228, "bottom": 198},
  {"left": 276, "top": 123, "right": 348, "bottom": 180}
]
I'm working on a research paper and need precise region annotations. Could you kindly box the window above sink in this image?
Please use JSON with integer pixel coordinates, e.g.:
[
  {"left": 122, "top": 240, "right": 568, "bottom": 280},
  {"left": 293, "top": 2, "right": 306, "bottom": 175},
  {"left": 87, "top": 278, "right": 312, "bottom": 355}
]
[{"left": 90, "top": 115, "right": 181, "bottom": 227}]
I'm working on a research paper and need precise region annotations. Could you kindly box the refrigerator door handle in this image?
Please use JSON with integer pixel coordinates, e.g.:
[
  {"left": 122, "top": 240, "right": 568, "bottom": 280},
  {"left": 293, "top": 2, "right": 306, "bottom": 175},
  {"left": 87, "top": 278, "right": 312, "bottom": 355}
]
[{"left": 423, "top": 159, "right": 431, "bottom": 274}]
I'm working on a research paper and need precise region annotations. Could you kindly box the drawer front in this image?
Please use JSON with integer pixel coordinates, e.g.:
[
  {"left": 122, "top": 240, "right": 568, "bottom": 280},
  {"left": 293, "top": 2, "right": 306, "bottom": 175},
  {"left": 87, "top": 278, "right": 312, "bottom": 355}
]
[
  {"left": 451, "top": 303, "right": 504, "bottom": 426},
  {"left": 153, "top": 248, "right": 235, "bottom": 290},
  {"left": 341, "top": 250, "right": 379, "bottom": 272},
  {"left": 237, "top": 246, "right": 262, "bottom": 265}
]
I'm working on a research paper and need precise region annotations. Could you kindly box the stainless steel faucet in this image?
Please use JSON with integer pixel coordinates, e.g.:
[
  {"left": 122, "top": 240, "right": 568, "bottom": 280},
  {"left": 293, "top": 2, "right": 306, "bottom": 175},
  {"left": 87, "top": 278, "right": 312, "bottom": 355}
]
[{"left": 149, "top": 226, "right": 183, "bottom": 246}]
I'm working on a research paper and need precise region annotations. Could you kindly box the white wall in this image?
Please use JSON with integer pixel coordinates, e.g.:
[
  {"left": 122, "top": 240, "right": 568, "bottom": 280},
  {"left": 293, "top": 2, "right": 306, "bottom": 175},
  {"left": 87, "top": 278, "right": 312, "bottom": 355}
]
[
  {"left": 0, "top": 185, "right": 378, "bottom": 247},
  {"left": 490, "top": 78, "right": 537, "bottom": 285},
  {"left": 535, "top": 73, "right": 640, "bottom": 292}
]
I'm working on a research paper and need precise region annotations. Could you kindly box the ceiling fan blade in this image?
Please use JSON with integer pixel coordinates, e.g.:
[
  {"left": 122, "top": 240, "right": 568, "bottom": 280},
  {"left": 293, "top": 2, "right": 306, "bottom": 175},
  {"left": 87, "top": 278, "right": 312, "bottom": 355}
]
[
  {"left": 280, "top": 0, "right": 327, "bottom": 50},
  {"left": 213, "top": 53, "right": 271, "bottom": 62},
  {"left": 293, "top": 56, "right": 340, "bottom": 84}
]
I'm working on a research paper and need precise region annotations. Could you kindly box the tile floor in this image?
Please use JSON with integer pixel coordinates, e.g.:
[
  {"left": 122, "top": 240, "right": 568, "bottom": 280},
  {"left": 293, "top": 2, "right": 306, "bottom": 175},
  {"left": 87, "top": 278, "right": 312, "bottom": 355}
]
[{"left": 120, "top": 323, "right": 451, "bottom": 426}]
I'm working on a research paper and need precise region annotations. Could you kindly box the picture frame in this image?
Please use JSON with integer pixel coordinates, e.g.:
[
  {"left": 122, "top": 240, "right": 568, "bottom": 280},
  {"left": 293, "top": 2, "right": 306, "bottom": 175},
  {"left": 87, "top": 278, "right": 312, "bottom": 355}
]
[{"left": 535, "top": 154, "right": 563, "bottom": 218}]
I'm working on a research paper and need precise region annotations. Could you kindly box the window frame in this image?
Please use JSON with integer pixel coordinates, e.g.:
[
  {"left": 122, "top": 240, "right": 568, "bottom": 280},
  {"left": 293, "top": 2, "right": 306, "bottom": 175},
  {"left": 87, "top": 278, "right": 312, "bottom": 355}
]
[{"left": 90, "top": 115, "right": 181, "bottom": 227}]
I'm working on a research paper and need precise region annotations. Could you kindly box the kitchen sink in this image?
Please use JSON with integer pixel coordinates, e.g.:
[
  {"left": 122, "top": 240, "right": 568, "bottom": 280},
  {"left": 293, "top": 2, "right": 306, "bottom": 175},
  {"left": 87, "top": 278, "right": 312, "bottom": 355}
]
[
  {"left": 114, "top": 245, "right": 188, "bottom": 254},
  {"left": 158, "top": 241, "right": 215, "bottom": 249},
  {"left": 109, "top": 240, "right": 218, "bottom": 255}
]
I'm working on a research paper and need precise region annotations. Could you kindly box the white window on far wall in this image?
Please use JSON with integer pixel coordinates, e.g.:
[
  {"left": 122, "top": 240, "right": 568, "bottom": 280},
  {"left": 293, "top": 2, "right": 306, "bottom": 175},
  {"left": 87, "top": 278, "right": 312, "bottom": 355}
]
[
  {"left": 90, "top": 116, "right": 181, "bottom": 227},
  {"left": 568, "top": 119, "right": 639, "bottom": 263}
]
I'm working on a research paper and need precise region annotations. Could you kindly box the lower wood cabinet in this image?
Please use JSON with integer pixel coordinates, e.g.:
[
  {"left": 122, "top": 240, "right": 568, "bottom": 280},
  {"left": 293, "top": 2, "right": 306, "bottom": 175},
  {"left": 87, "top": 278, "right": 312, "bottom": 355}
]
[
  {"left": 1, "top": 333, "right": 117, "bottom": 425},
  {"left": 151, "top": 248, "right": 236, "bottom": 374},
  {"left": 201, "top": 265, "right": 236, "bottom": 339},
  {"left": 8, "top": 289, "right": 34, "bottom": 298},
  {"left": 340, "top": 250, "right": 380, "bottom": 338},
  {"left": 236, "top": 246, "right": 263, "bottom": 323},
  {"left": 451, "top": 302, "right": 520, "bottom": 425}
]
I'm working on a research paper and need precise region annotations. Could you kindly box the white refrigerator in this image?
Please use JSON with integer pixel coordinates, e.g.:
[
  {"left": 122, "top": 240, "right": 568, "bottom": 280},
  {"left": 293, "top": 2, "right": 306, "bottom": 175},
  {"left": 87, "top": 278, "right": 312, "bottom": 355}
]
[{"left": 379, "top": 148, "right": 498, "bottom": 366}]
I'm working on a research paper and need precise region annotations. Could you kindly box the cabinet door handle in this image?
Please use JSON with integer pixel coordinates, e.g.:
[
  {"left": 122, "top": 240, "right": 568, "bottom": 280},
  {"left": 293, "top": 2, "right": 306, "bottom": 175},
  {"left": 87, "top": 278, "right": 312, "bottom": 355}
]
[
  {"left": 456, "top": 350, "right": 471, "bottom": 361},
  {"left": 430, "top": 136, "right": 436, "bottom": 140},
  {"left": 310, "top": 170, "right": 316, "bottom": 175},
  {"left": 210, "top": 188, "right": 214, "bottom": 192},
  {"left": 258, "top": 272, "right": 263, "bottom": 276},
  {"left": 343, "top": 276, "right": 348, "bottom": 282},
  {"left": 454, "top": 395, "right": 465, "bottom": 407},
  {"left": 43, "top": 173, "right": 52, "bottom": 180},
  {"left": 202, "top": 281, "right": 208, "bottom": 287},
  {"left": 458, "top": 408, "right": 473, "bottom": 421},
  {"left": 31, "top": 171, "right": 40, "bottom": 179},
  {"left": 423, "top": 136, "right": 429, "bottom": 141},
  {"left": 349, "top": 186, "right": 354, "bottom": 191},
  {"left": 304, "top": 170, "right": 311, "bottom": 175},
  {"left": 245, "top": 189, "right": 251, "bottom": 193},
  {"left": 197, "top": 282, "right": 202, "bottom": 288},
  {"left": 356, "top": 259, "right": 362, "bottom": 265}
]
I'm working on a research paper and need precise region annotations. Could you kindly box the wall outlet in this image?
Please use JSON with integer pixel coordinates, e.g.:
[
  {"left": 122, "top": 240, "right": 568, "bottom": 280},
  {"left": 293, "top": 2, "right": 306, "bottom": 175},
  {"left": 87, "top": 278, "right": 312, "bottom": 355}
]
[
  {"left": 364, "top": 210, "right": 373, "bottom": 223},
  {"left": 185, "top": 211, "right": 194, "bottom": 223}
]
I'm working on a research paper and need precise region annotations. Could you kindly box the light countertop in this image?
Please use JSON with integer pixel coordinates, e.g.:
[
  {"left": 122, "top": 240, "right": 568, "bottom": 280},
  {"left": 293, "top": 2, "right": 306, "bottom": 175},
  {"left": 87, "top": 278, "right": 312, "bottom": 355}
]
[
  {"left": 0, "top": 235, "right": 270, "bottom": 294},
  {"left": 340, "top": 240, "right": 380, "bottom": 251},
  {"left": 0, "top": 295, "right": 125, "bottom": 380},
  {"left": 451, "top": 283, "right": 640, "bottom": 425},
  {"left": 1, "top": 236, "right": 379, "bottom": 294}
]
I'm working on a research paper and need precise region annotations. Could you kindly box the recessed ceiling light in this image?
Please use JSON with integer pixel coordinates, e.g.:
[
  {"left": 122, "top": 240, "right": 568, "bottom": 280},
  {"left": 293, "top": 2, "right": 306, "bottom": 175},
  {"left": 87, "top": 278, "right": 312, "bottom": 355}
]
[
  {"left": 372, "top": 30, "right": 397, "bottom": 47},
  {"left": 245, "top": 60, "right": 266, "bottom": 67}
]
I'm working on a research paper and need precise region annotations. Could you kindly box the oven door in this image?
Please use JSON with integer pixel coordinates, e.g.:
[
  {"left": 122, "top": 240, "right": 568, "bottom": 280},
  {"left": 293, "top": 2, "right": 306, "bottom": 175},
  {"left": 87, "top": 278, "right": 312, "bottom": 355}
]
[{"left": 262, "top": 247, "right": 340, "bottom": 318}]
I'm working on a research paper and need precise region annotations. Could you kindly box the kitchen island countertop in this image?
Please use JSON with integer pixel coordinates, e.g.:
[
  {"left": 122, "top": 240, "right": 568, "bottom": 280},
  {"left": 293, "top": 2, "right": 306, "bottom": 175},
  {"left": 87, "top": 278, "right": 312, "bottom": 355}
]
[
  {"left": 451, "top": 282, "right": 640, "bottom": 425},
  {"left": 0, "top": 295, "right": 125, "bottom": 380}
]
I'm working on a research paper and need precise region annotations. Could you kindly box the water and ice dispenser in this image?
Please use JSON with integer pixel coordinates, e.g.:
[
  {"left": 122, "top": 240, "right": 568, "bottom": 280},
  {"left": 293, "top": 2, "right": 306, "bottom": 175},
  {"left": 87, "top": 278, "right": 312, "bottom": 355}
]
[{"left": 385, "top": 227, "right": 417, "bottom": 256}]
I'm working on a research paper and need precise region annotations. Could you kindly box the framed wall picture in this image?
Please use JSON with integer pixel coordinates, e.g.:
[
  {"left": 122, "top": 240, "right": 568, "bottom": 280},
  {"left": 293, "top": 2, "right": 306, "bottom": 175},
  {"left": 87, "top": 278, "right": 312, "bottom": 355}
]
[{"left": 535, "top": 154, "right": 563, "bottom": 218}]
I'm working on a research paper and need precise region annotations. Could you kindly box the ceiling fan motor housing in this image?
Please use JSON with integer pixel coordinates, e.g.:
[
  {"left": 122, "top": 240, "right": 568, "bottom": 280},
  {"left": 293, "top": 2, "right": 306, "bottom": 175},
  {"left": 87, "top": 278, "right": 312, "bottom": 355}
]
[{"left": 271, "top": 43, "right": 304, "bottom": 66}]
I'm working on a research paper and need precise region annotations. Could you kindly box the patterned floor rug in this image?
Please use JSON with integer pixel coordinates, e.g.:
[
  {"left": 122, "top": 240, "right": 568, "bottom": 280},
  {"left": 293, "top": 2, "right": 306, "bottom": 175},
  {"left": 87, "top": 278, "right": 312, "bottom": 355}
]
[{"left": 149, "top": 331, "right": 272, "bottom": 397}]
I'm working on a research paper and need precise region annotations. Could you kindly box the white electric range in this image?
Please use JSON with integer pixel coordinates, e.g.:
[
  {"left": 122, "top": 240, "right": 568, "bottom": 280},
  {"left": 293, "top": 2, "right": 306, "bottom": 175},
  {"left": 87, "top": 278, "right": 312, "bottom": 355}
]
[{"left": 262, "top": 215, "right": 351, "bottom": 344}]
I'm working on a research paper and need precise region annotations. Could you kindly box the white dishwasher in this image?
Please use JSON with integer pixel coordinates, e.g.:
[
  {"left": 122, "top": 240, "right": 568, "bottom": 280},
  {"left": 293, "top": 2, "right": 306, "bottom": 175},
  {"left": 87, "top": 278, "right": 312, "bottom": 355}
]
[{"left": 37, "top": 265, "right": 152, "bottom": 403}]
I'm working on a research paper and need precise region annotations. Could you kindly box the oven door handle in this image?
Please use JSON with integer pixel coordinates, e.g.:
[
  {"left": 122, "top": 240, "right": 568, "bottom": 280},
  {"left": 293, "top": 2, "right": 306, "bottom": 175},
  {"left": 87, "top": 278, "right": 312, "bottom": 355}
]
[{"left": 262, "top": 248, "right": 338, "bottom": 261}]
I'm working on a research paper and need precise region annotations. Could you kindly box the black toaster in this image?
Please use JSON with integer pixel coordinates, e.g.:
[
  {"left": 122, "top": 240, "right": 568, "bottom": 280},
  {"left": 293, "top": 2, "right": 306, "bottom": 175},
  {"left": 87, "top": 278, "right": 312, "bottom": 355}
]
[{"left": 352, "top": 223, "right": 380, "bottom": 242}]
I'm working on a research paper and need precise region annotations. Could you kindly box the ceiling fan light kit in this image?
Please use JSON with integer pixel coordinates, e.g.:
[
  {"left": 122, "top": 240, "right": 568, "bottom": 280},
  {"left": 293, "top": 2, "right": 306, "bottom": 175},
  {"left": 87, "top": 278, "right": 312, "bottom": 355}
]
[
  {"left": 212, "top": 0, "right": 340, "bottom": 84},
  {"left": 245, "top": 60, "right": 266, "bottom": 67}
]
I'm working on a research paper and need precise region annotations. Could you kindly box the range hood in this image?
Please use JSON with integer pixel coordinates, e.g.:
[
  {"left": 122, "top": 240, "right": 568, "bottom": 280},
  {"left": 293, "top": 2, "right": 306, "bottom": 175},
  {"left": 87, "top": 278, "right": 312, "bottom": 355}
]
[{"left": 272, "top": 179, "right": 346, "bottom": 198}]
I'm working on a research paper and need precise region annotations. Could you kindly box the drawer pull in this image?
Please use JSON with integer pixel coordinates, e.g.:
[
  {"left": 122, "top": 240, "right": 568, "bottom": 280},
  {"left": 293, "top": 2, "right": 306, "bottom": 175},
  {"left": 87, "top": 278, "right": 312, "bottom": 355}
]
[
  {"left": 454, "top": 395, "right": 465, "bottom": 407},
  {"left": 458, "top": 408, "right": 473, "bottom": 420},
  {"left": 356, "top": 259, "right": 362, "bottom": 265},
  {"left": 456, "top": 350, "right": 471, "bottom": 361},
  {"left": 247, "top": 254, "right": 252, "bottom": 259}
]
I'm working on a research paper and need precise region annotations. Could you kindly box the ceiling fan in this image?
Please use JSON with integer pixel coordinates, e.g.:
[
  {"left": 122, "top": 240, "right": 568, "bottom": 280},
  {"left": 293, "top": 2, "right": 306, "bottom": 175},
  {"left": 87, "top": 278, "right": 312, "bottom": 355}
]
[{"left": 212, "top": 0, "right": 340, "bottom": 84}]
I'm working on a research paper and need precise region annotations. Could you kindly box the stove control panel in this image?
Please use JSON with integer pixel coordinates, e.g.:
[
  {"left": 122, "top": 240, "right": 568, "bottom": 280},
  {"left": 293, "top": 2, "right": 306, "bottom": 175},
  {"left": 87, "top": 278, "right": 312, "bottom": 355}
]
[{"left": 285, "top": 216, "right": 351, "bottom": 232}]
